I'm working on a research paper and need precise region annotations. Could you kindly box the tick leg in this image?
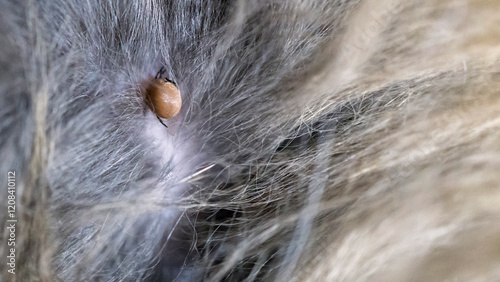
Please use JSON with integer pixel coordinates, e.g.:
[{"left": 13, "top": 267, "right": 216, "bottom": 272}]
[
  {"left": 155, "top": 66, "right": 166, "bottom": 79},
  {"left": 156, "top": 115, "right": 168, "bottom": 128}
]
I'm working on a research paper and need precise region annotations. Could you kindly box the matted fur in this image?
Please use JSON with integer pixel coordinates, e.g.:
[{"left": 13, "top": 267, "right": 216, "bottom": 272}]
[{"left": 1, "top": 0, "right": 500, "bottom": 281}]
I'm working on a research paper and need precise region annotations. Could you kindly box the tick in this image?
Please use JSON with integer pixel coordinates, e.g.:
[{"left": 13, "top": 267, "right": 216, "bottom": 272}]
[{"left": 145, "top": 68, "right": 182, "bottom": 127}]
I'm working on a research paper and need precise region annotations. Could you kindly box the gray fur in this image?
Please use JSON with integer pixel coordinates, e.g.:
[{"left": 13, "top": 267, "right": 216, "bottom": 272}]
[{"left": 2, "top": 0, "right": 500, "bottom": 281}]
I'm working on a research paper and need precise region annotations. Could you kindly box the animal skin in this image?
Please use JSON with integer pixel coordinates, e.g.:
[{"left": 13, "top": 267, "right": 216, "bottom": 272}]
[{"left": 2, "top": 0, "right": 500, "bottom": 281}]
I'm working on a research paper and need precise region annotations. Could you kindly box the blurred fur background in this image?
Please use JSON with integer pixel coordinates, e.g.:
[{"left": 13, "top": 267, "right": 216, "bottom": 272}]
[{"left": 2, "top": 0, "right": 500, "bottom": 281}]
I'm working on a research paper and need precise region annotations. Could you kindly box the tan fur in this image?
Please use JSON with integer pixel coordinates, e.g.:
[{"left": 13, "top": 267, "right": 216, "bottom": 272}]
[{"left": 295, "top": 0, "right": 500, "bottom": 280}]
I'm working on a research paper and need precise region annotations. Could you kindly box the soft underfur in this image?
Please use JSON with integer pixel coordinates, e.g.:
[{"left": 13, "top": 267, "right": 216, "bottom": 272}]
[{"left": 2, "top": 0, "right": 500, "bottom": 281}]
